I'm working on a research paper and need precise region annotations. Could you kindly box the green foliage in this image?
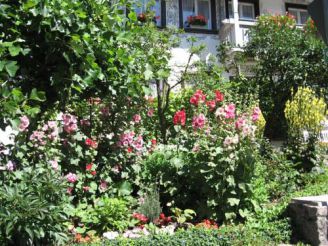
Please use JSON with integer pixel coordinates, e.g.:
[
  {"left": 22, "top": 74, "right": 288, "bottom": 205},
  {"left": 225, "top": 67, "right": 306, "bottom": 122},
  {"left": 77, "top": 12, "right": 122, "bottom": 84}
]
[
  {"left": 170, "top": 208, "right": 196, "bottom": 224},
  {"left": 243, "top": 14, "right": 328, "bottom": 138},
  {"left": 0, "top": 167, "right": 69, "bottom": 245},
  {"left": 67, "top": 197, "right": 132, "bottom": 235},
  {"left": 138, "top": 188, "right": 162, "bottom": 223},
  {"left": 104, "top": 226, "right": 273, "bottom": 246}
]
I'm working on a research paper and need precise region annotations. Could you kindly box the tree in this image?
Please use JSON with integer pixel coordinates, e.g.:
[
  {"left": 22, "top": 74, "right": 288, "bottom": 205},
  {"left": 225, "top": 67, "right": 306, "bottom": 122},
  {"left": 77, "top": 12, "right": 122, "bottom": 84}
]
[{"left": 244, "top": 15, "right": 328, "bottom": 138}]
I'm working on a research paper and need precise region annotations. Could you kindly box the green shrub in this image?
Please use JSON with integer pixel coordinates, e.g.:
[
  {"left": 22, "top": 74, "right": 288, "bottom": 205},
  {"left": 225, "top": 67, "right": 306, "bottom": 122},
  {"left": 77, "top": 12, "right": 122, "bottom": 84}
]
[
  {"left": 138, "top": 188, "right": 161, "bottom": 223},
  {"left": 67, "top": 197, "right": 132, "bottom": 235},
  {"left": 103, "top": 226, "right": 273, "bottom": 246},
  {"left": 0, "top": 167, "right": 69, "bottom": 245}
]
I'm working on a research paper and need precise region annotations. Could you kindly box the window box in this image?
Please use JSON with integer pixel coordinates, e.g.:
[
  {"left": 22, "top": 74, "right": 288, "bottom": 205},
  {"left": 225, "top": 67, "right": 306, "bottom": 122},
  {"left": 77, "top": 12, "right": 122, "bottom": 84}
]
[{"left": 179, "top": 0, "right": 217, "bottom": 32}]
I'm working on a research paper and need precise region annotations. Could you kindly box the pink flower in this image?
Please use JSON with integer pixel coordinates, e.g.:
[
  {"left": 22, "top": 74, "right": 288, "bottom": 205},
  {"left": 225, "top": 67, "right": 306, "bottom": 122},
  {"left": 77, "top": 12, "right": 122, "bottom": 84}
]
[
  {"left": 235, "top": 117, "right": 246, "bottom": 129},
  {"left": 132, "top": 135, "right": 144, "bottom": 151},
  {"left": 6, "top": 161, "right": 15, "bottom": 171},
  {"left": 192, "top": 114, "right": 206, "bottom": 129},
  {"left": 67, "top": 187, "right": 73, "bottom": 194},
  {"left": 62, "top": 114, "right": 78, "bottom": 134},
  {"left": 83, "top": 186, "right": 90, "bottom": 192},
  {"left": 223, "top": 135, "right": 239, "bottom": 147},
  {"left": 133, "top": 114, "right": 141, "bottom": 123},
  {"left": 252, "top": 107, "right": 261, "bottom": 122},
  {"left": 147, "top": 108, "right": 154, "bottom": 117},
  {"left": 225, "top": 104, "right": 236, "bottom": 119},
  {"left": 66, "top": 173, "right": 78, "bottom": 183},
  {"left": 190, "top": 90, "right": 206, "bottom": 106},
  {"left": 206, "top": 100, "right": 216, "bottom": 111},
  {"left": 100, "top": 106, "right": 110, "bottom": 116},
  {"left": 49, "top": 160, "right": 58, "bottom": 171},
  {"left": 100, "top": 180, "right": 108, "bottom": 190},
  {"left": 30, "top": 130, "right": 46, "bottom": 146},
  {"left": 19, "top": 116, "right": 30, "bottom": 132}
]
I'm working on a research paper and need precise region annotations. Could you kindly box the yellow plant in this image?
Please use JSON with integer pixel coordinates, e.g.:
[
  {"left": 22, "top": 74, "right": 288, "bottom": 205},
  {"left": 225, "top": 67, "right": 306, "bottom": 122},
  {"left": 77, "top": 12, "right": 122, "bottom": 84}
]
[
  {"left": 255, "top": 108, "right": 266, "bottom": 136},
  {"left": 285, "top": 87, "right": 327, "bottom": 135}
]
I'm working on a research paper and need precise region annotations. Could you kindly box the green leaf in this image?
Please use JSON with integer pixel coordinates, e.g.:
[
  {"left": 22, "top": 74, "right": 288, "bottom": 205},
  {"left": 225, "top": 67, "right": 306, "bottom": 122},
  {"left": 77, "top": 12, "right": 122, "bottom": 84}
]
[
  {"left": 144, "top": 64, "right": 153, "bottom": 80},
  {"left": 227, "top": 198, "right": 240, "bottom": 206},
  {"left": 118, "top": 181, "right": 132, "bottom": 196},
  {"left": 30, "top": 88, "right": 46, "bottom": 101},
  {"left": 5, "top": 61, "right": 19, "bottom": 77},
  {"left": 9, "top": 46, "right": 21, "bottom": 56}
]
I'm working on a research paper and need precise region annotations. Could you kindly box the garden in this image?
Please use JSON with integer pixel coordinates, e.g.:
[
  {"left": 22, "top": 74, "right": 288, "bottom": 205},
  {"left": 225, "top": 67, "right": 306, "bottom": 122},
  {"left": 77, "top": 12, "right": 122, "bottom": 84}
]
[{"left": 0, "top": 1, "right": 328, "bottom": 245}]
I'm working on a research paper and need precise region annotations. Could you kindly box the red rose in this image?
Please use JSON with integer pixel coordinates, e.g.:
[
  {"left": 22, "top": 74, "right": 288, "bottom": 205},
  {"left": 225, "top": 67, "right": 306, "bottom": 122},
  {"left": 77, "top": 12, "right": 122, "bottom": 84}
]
[
  {"left": 206, "top": 100, "right": 216, "bottom": 110},
  {"left": 85, "top": 138, "right": 93, "bottom": 146},
  {"left": 91, "top": 171, "right": 96, "bottom": 176},
  {"left": 215, "top": 90, "right": 224, "bottom": 102},
  {"left": 190, "top": 90, "right": 206, "bottom": 106},
  {"left": 91, "top": 140, "right": 98, "bottom": 149},
  {"left": 173, "top": 109, "right": 186, "bottom": 126},
  {"left": 86, "top": 163, "right": 93, "bottom": 171},
  {"left": 151, "top": 139, "right": 157, "bottom": 145}
]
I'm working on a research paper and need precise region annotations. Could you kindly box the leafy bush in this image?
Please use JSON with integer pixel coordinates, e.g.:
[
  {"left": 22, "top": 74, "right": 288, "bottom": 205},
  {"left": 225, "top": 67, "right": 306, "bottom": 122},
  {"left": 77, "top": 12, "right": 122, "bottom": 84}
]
[
  {"left": 103, "top": 226, "right": 273, "bottom": 246},
  {"left": 67, "top": 197, "right": 133, "bottom": 236},
  {"left": 141, "top": 88, "right": 264, "bottom": 221},
  {"left": 244, "top": 14, "right": 328, "bottom": 138},
  {"left": 0, "top": 167, "right": 69, "bottom": 245}
]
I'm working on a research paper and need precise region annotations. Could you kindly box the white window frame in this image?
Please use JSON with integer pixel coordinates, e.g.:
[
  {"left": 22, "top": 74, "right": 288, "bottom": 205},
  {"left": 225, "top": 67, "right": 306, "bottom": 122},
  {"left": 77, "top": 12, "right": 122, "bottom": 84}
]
[
  {"left": 239, "top": 2, "right": 255, "bottom": 20},
  {"left": 182, "top": 0, "right": 212, "bottom": 29},
  {"left": 228, "top": 1, "right": 255, "bottom": 20},
  {"left": 287, "top": 7, "right": 308, "bottom": 25}
]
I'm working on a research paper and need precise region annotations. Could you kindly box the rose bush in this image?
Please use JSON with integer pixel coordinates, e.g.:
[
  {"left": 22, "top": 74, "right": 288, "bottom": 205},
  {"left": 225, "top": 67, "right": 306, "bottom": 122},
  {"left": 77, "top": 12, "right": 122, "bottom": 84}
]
[{"left": 141, "top": 88, "right": 265, "bottom": 221}]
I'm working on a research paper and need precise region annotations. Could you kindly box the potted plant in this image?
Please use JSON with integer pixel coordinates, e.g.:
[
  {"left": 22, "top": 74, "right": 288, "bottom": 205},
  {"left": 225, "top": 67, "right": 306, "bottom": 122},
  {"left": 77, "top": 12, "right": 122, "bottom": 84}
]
[{"left": 187, "top": 15, "right": 208, "bottom": 29}]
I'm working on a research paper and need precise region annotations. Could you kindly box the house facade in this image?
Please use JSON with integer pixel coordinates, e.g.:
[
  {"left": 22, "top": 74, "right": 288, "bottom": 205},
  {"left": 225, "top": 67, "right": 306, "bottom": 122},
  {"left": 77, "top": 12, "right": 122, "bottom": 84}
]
[{"left": 135, "top": 0, "right": 313, "bottom": 81}]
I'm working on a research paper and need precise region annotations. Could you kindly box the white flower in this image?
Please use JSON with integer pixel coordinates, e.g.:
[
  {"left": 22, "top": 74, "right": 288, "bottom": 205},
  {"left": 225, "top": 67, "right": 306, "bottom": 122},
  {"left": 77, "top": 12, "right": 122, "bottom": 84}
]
[{"left": 103, "top": 231, "right": 119, "bottom": 240}]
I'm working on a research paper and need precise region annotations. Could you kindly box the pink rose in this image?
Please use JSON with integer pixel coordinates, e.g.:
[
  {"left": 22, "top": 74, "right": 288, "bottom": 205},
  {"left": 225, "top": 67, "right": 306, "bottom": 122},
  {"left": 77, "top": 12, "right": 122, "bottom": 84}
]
[
  {"left": 100, "top": 180, "right": 108, "bottom": 190},
  {"left": 19, "top": 116, "right": 30, "bottom": 132},
  {"left": 192, "top": 114, "right": 206, "bottom": 129},
  {"left": 224, "top": 104, "right": 236, "bottom": 119},
  {"left": 49, "top": 160, "right": 58, "bottom": 171},
  {"left": 133, "top": 114, "right": 141, "bottom": 123},
  {"left": 66, "top": 172, "right": 78, "bottom": 183},
  {"left": 252, "top": 107, "right": 261, "bottom": 122},
  {"left": 235, "top": 117, "right": 246, "bottom": 129},
  {"left": 147, "top": 108, "right": 154, "bottom": 117}
]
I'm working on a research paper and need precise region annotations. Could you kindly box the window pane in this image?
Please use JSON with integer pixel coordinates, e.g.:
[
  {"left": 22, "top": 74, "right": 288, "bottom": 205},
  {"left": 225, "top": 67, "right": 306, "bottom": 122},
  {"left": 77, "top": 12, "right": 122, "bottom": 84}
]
[
  {"left": 182, "top": 0, "right": 211, "bottom": 29},
  {"left": 135, "top": 0, "right": 162, "bottom": 26},
  {"left": 198, "top": 0, "right": 211, "bottom": 28},
  {"left": 240, "top": 4, "right": 254, "bottom": 20},
  {"left": 182, "top": 0, "right": 195, "bottom": 27},
  {"left": 288, "top": 9, "right": 298, "bottom": 21},
  {"left": 300, "top": 11, "right": 308, "bottom": 24},
  {"left": 228, "top": 2, "right": 233, "bottom": 18}
]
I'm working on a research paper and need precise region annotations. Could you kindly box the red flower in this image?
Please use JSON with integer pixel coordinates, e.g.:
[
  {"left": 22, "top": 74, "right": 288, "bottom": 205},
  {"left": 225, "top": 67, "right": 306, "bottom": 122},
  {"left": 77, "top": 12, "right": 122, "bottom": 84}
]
[
  {"left": 83, "top": 186, "right": 90, "bottom": 192},
  {"left": 133, "top": 213, "right": 148, "bottom": 224},
  {"left": 206, "top": 100, "right": 216, "bottom": 111},
  {"left": 85, "top": 138, "right": 93, "bottom": 146},
  {"left": 151, "top": 139, "right": 157, "bottom": 145},
  {"left": 127, "top": 147, "right": 133, "bottom": 153},
  {"left": 86, "top": 163, "right": 93, "bottom": 171},
  {"left": 91, "top": 140, "right": 98, "bottom": 149},
  {"left": 91, "top": 171, "right": 96, "bottom": 176},
  {"left": 215, "top": 90, "right": 224, "bottom": 102},
  {"left": 173, "top": 109, "right": 186, "bottom": 126},
  {"left": 190, "top": 90, "right": 206, "bottom": 106}
]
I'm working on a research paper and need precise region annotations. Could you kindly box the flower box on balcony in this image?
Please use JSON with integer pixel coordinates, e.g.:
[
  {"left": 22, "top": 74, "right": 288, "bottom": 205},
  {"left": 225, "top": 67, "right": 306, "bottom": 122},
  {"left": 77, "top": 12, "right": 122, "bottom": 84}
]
[{"left": 187, "top": 15, "right": 208, "bottom": 29}]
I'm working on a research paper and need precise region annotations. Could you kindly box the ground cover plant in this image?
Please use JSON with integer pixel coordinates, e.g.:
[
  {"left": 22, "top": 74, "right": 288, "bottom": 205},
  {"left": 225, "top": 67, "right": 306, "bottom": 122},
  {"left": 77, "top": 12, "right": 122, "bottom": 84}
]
[{"left": 0, "top": 1, "right": 327, "bottom": 245}]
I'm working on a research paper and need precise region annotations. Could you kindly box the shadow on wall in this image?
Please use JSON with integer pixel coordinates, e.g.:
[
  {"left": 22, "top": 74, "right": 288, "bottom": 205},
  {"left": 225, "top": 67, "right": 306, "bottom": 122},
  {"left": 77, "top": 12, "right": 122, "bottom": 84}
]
[{"left": 168, "top": 33, "right": 220, "bottom": 87}]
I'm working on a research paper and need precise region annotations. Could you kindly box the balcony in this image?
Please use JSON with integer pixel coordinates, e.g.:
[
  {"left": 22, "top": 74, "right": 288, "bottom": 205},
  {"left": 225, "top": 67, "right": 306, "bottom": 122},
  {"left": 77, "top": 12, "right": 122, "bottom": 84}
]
[{"left": 219, "top": 18, "right": 256, "bottom": 48}]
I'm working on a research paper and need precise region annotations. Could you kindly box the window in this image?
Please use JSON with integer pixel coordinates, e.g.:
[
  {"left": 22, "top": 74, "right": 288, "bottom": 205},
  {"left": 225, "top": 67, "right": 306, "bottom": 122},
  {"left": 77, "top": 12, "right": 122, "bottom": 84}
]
[
  {"left": 180, "top": 0, "right": 216, "bottom": 31},
  {"left": 286, "top": 5, "right": 309, "bottom": 25},
  {"left": 134, "top": 0, "right": 163, "bottom": 26},
  {"left": 226, "top": 0, "right": 259, "bottom": 20},
  {"left": 228, "top": 1, "right": 255, "bottom": 20}
]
